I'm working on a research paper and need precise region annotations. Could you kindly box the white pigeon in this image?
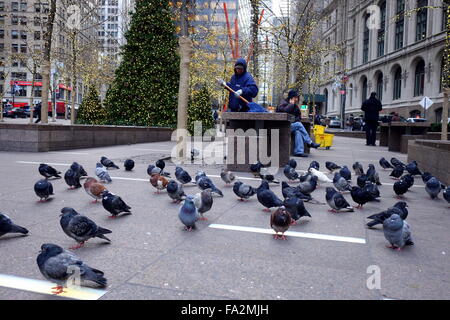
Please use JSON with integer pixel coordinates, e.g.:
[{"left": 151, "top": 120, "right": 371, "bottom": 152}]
[{"left": 309, "top": 168, "right": 333, "bottom": 183}]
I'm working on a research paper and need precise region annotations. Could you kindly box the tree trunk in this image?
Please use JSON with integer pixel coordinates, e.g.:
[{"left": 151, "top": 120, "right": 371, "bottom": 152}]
[
  {"left": 70, "top": 33, "right": 77, "bottom": 124},
  {"left": 29, "top": 63, "right": 36, "bottom": 123},
  {"left": 251, "top": 0, "right": 260, "bottom": 79},
  {"left": 41, "top": 0, "right": 57, "bottom": 124}
]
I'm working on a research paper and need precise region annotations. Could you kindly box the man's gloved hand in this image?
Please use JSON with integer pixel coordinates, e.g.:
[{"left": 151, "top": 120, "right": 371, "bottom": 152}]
[
  {"left": 217, "top": 79, "right": 227, "bottom": 87},
  {"left": 234, "top": 89, "right": 243, "bottom": 98}
]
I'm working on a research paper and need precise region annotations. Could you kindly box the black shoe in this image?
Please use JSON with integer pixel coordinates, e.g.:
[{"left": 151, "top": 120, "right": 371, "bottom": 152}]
[
  {"left": 308, "top": 142, "right": 321, "bottom": 149},
  {"left": 294, "top": 153, "right": 309, "bottom": 158}
]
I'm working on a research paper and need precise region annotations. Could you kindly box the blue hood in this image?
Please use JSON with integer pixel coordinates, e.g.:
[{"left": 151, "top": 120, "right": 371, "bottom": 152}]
[{"left": 235, "top": 58, "right": 248, "bottom": 73}]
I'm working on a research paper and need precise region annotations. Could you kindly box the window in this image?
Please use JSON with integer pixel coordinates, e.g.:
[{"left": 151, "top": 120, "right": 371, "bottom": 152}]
[
  {"left": 376, "top": 73, "right": 383, "bottom": 102},
  {"left": 34, "top": 31, "right": 40, "bottom": 40},
  {"left": 0, "top": 2, "right": 4, "bottom": 11},
  {"left": 35, "top": 73, "right": 42, "bottom": 80},
  {"left": 34, "top": 2, "right": 40, "bottom": 12},
  {"left": 11, "top": 44, "right": 19, "bottom": 53},
  {"left": 19, "top": 16, "right": 27, "bottom": 25},
  {"left": 0, "top": 72, "right": 4, "bottom": 80},
  {"left": 34, "top": 16, "right": 40, "bottom": 26},
  {"left": 377, "top": 1, "right": 386, "bottom": 57},
  {"left": 395, "top": 0, "right": 405, "bottom": 50},
  {"left": 0, "top": 29, "right": 3, "bottom": 39},
  {"left": 16, "top": 87, "right": 27, "bottom": 97},
  {"left": 11, "top": 72, "right": 27, "bottom": 80},
  {"left": 34, "top": 87, "right": 42, "bottom": 97},
  {"left": 0, "top": 43, "right": 4, "bottom": 52},
  {"left": 0, "top": 16, "right": 4, "bottom": 25},
  {"left": 363, "top": 14, "right": 370, "bottom": 63},
  {"left": 393, "top": 68, "right": 402, "bottom": 100},
  {"left": 414, "top": 60, "right": 425, "bottom": 96},
  {"left": 12, "top": 2, "right": 19, "bottom": 11},
  {"left": 12, "top": 30, "right": 19, "bottom": 39},
  {"left": 20, "top": 2, "right": 26, "bottom": 11},
  {"left": 11, "top": 15, "right": 19, "bottom": 25},
  {"left": 416, "top": 0, "right": 428, "bottom": 41},
  {"left": 20, "top": 44, "right": 27, "bottom": 53},
  {"left": 20, "top": 30, "right": 27, "bottom": 40},
  {"left": 362, "top": 78, "right": 368, "bottom": 103}
]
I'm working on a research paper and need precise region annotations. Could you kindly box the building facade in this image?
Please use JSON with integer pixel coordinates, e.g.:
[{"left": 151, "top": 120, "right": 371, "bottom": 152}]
[{"left": 319, "top": 0, "right": 447, "bottom": 123}]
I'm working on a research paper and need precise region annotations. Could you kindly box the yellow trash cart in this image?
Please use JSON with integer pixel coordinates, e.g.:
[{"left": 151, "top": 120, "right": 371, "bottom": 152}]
[{"left": 313, "top": 125, "right": 334, "bottom": 150}]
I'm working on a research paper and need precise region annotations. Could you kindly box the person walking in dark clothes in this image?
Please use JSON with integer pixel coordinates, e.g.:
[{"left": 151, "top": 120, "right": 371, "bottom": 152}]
[
  {"left": 34, "top": 102, "right": 42, "bottom": 124},
  {"left": 361, "top": 92, "right": 382, "bottom": 146}
]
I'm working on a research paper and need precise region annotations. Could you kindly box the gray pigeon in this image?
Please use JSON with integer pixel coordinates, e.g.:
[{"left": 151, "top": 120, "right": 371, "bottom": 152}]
[
  {"left": 195, "top": 171, "right": 224, "bottom": 197},
  {"left": 100, "top": 156, "right": 119, "bottom": 169},
  {"left": 34, "top": 179, "right": 54, "bottom": 202},
  {"left": 101, "top": 191, "right": 131, "bottom": 218},
  {"left": 339, "top": 166, "right": 352, "bottom": 181},
  {"left": 333, "top": 172, "right": 352, "bottom": 192},
  {"left": 37, "top": 243, "right": 107, "bottom": 295},
  {"left": 148, "top": 164, "right": 171, "bottom": 178},
  {"left": 283, "top": 164, "right": 299, "bottom": 182},
  {"left": 366, "top": 164, "right": 382, "bottom": 185},
  {"left": 233, "top": 181, "right": 257, "bottom": 201},
  {"left": 0, "top": 213, "right": 28, "bottom": 237},
  {"left": 325, "top": 161, "right": 341, "bottom": 173},
  {"left": 297, "top": 176, "right": 318, "bottom": 195},
  {"left": 270, "top": 206, "right": 292, "bottom": 240},
  {"left": 383, "top": 214, "right": 414, "bottom": 251},
  {"left": 39, "top": 164, "right": 62, "bottom": 179},
  {"left": 59, "top": 207, "right": 112, "bottom": 250},
  {"left": 366, "top": 202, "right": 408, "bottom": 228},
  {"left": 326, "top": 187, "right": 354, "bottom": 212},
  {"left": 179, "top": 195, "right": 199, "bottom": 231},
  {"left": 283, "top": 196, "right": 311, "bottom": 225},
  {"left": 257, "top": 180, "right": 284, "bottom": 212},
  {"left": 352, "top": 162, "right": 365, "bottom": 176},
  {"left": 95, "top": 163, "right": 112, "bottom": 183},
  {"left": 425, "top": 177, "right": 442, "bottom": 199},
  {"left": 167, "top": 180, "right": 186, "bottom": 203},
  {"left": 444, "top": 187, "right": 450, "bottom": 206},
  {"left": 194, "top": 190, "right": 213, "bottom": 220},
  {"left": 220, "top": 169, "right": 236, "bottom": 186},
  {"left": 175, "top": 166, "right": 192, "bottom": 185}
]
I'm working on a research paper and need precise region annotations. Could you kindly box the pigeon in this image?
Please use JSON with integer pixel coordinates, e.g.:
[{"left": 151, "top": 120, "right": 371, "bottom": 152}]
[
  {"left": 299, "top": 172, "right": 312, "bottom": 183},
  {"left": 156, "top": 159, "right": 166, "bottom": 172},
  {"left": 421, "top": 172, "right": 433, "bottom": 184},
  {"left": 283, "top": 196, "right": 311, "bottom": 225},
  {"left": 325, "top": 187, "right": 354, "bottom": 213},
  {"left": 350, "top": 186, "right": 375, "bottom": 209},
  {"left": 357, "top": 174, "right": 369, "bottom": 188},
  {"left": 100, "top": 156, "right": 119, "bottom": 169},
  {"left": 166, "top": 180, "right": 186, "bottom": 203},
  {"left": 150, "top": 174, "right": 169, "bottom": 194},
  {"left": 257, "top": 180, "right": 284, "bottom": 212},
  {"left": 400, "top": 174, "right": 415, "bottom": 189},
  {"left": 353, "top": 162, "right": 365, "bottom": 176},
  {"left": 309, "top": 161, "right": 320, "bottom": 171},
  {"left": 175, "top": 166, "right": 192, "bottom": 185},
  {"left": 366, "top": 164, "right": 382, "bottom": 185},
  {"left": 366, "top": 202, "right": 408, "bottom": 228},
  {"left": 283, "top": 164, "right": 299, "bottom": 182},
  {"left": 425, "top": 177, "right": 442, "bottom": 199},
  {"left": 281, "top": 181, "right": 312, "bottom": 202},
  {"left": 194, "top": 190, "right": 213, "bottom": 221},
  {"left": 270, "top": 206, "right": 292, "bottom": 240},
  {"left": 297, "top": 176, "right": 318, "bottom": 195},
  {"left": 59, "top": 207, "right": 112, "bottom": 250},
  {"left": 37, "top": 243, "right": 107, "bottom": 294},
  {"left": 250, "top": 161, "right": 263, "bottom": 177},
  {"left": 333, "top": 173, "right": 352, "bottom": 192},
  {"left": 309, "top": 168, "right": 332, "bottom": 183},
  {"left": 383, "top": 214, "right": 414, "bottom": 251},
  {"left": 233, "top": 181, "right": 257, "bottom": 201},
  {"left": 257, "top": 167, "right": 280, "bottom": 184},
  {"left": 443, "top": 187, "right": 450, "bottom": 206},
  {"left": 389, "top": 166, "right": 404, "bottom": 179},
  {"left": 0, "top": 213, "right": 28, "bottom": 237},
  {"left": 220, "top": 169, "right": 236, "bottom": 186},
  {"left": 39, "top": 164, "right": 62, "bottom": 179},
  {"left": 379, "top": 157, "right": 393, "bottom": 170},
  {"left": 64, "top": 169, "right": 80, "bottom": 189},
  {"left": 405, "top": 161, "right": 421, "bottom": 176},
  {"left": 101, "top": 191, "right": 131, "bottom": 218},
  {"left": 288, "top": 159, "right": 298, "bottom": 169},
  {"left": 124, "top": 159, "right": 135, "bottom": 171},
  {"left": 70, "top": 162, "right": 88, "bottom": 177},
  {"left": 195, "top": 171, "right": 224, "bottom": 197},
  {"left": 363, "top": 181, "right": 381, "bottom": 200},
  {"left": 390, "top": 157, "right": 405, "bottom": 168},
  {"left": 147, "top": 164, "right": 170, "bottom": 178},
  {"left": 95, "top": 163, "right": 112, "bottom": 183},
  {"left": 83, "top": 177, "right": 107, "bottom": 203},
  {"left": 325, "top": 161, "right": 341, "bottom": 173},
  {"left": 178, "top": 195, "right": 199, "bottom": 231},
  {"left": 339, "top": 166, "right": 352, "bottom": 181},
  {"left": 34, "top": 179, "right": 54, "bottom": 202},
  {"left": 393, "top": 179, "right": 410, "bottom": 198}
]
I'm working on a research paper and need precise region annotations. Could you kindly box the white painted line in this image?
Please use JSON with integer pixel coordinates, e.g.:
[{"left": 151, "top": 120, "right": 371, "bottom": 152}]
[
  {"left": 0, "top": 274, "right": 107, "bottom": 300},
  {"left": 16, "top": 161, "right": 70, "bottom": 166},
  {"left": 134, "top": 149, "right": 172, "bottom": 152},
  {"left": 209, "top": 224, "right": 367, "bottom": 244},
  {"left": 381, "top": 183, "right": 425, "bottom": 188},
  {"left": 111, "top": 176, "right": 148, "bottom": 182},
  {"left": 48, "top": 152, "right": 89, "bottom": 155}
]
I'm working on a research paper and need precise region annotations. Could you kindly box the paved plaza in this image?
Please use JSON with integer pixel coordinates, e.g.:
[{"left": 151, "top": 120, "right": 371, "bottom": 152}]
[{"left": 0, "top": 135, "right": 448, "bottom": 300}]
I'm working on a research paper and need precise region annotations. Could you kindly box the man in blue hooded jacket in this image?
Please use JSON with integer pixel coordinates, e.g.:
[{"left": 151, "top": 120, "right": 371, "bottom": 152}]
[{"left": 223, "top": 58, "right": 259, "bottom": 112}]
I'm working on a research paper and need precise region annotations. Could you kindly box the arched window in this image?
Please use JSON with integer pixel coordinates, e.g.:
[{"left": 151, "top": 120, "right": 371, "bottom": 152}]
[
  {"left": 416, "top": 0, "right": 428, "bottom": 42},
  {"left": 414, "top": 60, "right": 425, "bottom": 97},
  {"left": 363, "top": 14, "right": 370, "bottom": 63},
  {"left": 377, "top": 1, "right": 386, "bottom": 57},
  {"left": 376, "top": 73, "right": 383, "bottom": 102},
  {"left": 393, "top": 67, "right": 402, "bottom": 100},
  {"left": 362, "top": 77, "right": 368, "bottom": 103}
]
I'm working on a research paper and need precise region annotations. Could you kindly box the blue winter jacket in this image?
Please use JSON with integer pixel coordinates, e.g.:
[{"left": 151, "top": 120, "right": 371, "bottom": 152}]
[{"left": 227, "top": 58, "right": 259, "bottom": 112}]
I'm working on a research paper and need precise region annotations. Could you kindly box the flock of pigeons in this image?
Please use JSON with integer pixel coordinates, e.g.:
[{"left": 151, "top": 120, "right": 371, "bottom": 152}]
[{"left": 0, "top": 154, "right": 449, "bottom": 295}]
